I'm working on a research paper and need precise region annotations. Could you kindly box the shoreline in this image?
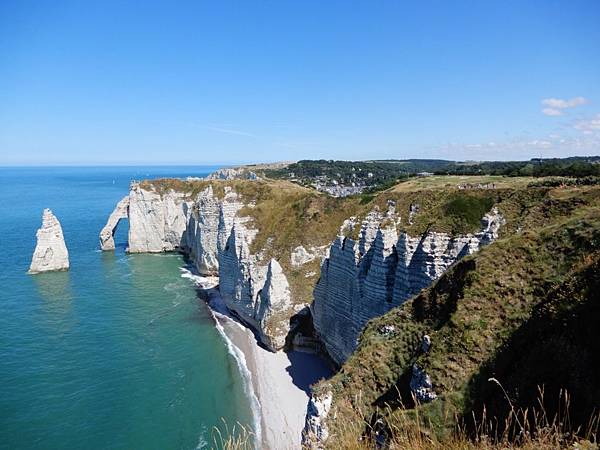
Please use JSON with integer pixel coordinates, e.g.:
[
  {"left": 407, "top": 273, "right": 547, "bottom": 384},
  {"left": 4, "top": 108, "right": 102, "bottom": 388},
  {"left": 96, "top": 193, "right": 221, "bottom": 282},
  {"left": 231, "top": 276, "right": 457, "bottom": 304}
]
[{"left": 180, "top": 269, "right": 332, "bottom": 450}]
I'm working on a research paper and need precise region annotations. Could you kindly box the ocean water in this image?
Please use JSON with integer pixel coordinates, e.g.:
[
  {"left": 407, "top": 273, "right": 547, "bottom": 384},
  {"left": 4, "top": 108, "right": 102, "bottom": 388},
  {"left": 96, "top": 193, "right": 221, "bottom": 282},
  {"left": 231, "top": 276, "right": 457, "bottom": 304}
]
[{"left": 0, "top": 167, "right": 254, "bottom": 450}]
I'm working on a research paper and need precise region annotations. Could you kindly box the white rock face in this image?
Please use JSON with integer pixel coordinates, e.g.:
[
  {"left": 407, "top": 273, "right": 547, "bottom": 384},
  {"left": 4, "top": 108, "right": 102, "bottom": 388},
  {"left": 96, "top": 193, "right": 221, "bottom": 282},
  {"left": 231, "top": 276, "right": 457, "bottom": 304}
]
[
  {"left": 302, "top": 391, "right": 332, "bottom": 447},
  {"left": 217, "top": 188, "right": 245, "bottom": 256},
  {"left": 256, "top": 259, "right": 293, "bottom": 348},
  {"left": 291, "top": 246, "right": 315, "bottom": 267},
  {"left": 184, "top": 186, "right": 222, "bottom": 274},
  {"left": 99, "top": 196, "right": 129, "bottom": 250},
  {"left": 218, "top": 220, "right": 291, "bottom": 350},
  {"left": 311, "top": 208, "right": 505, "bottom": 365},
  {"left": 127, "top": 182, "right": 192, "bottom": 253},
  {"left": 421, "top": 334, "right": 432, "bottom": 353},
  {"left": 29, "top": 209, "right": 70, "bottom": 274}
]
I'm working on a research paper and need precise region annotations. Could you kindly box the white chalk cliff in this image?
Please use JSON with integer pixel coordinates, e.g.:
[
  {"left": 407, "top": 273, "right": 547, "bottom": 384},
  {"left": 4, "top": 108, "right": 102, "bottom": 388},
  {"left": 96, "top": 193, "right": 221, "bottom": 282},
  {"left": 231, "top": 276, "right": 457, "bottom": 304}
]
[
  {"left": 128, "top": 183, "right": 192, "bottom": 253},
  {"left": 311, "top": 207, "right": 505, "bottom": 366},
  {"left": 100, "top": 182, "right": 294, "bottom": 350},
  {"left": 29, "top": 209, "right": 70, "bottom": 274}
]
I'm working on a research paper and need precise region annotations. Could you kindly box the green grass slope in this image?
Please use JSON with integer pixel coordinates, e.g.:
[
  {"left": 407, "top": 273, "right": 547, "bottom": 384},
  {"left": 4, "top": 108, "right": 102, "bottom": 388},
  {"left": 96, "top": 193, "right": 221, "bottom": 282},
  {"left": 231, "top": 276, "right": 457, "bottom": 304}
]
[{"left": 313, "top": 186, "right": 600, "bottom": 447}]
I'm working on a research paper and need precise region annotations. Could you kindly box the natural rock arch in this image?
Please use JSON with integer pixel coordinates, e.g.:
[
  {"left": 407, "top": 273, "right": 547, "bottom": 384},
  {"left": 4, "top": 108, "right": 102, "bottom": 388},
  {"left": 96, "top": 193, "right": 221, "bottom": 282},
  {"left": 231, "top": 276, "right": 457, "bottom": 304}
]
[{"left": 99, "top": 196, "right": 130, "bottom": 251}]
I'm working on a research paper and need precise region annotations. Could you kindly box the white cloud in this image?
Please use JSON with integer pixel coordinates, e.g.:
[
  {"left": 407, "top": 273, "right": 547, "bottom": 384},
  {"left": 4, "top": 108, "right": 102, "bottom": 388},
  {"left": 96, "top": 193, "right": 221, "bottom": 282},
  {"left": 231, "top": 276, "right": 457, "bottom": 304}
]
[
  {"left": 542, "top": 96, "right": 587, "bottom": 109},
  {"left": 574, "top": 114, "right": 600, "bottom": 132},
  {"left": 541, "top": 96, "right": 588, "bottom": 116},
  {"left": 527, "top": 140, "right": 552, "bottom": 148},
  {"left": 434, "top": 131, "right": 600, "bottom": 160},
  {"left": 542, "top": 107, "right": 563, "bottom": 116}
]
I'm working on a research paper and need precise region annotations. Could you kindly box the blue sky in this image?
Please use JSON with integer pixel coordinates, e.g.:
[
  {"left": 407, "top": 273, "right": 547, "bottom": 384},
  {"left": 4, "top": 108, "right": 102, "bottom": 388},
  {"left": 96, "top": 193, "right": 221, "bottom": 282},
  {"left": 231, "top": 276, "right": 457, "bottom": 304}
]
[{"left": 1, "top": 1, "right": 599, "bottom": 165}]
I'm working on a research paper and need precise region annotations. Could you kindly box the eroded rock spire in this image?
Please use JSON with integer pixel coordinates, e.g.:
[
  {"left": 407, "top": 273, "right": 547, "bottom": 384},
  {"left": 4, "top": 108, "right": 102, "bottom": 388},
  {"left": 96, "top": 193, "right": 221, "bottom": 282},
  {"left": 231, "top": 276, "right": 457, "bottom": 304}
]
[{"left": 29, "top": 209, "right": 70, "bottom": 274}]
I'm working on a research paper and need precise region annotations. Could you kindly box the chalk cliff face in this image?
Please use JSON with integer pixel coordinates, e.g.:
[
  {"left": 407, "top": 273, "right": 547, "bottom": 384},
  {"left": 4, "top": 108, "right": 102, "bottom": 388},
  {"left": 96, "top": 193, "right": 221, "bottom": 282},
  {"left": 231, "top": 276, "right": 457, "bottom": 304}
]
[
  {"left": 29, "top": 209, "right": 70, "bottom": 274},
  {"left": 311, "top": 208, "right": 505, "bottom": 366},
  {"left": 217, "top": 216, "right": 293, "bottom": 349},
  {"left": 103, "top": 182, "right": 294, "bottom": 350},
  {"left": 183, "top": 185, "right": 223, "bottom": 274},
  {"left": 128, "top": 183, "right": 192, "bottom": 253}
]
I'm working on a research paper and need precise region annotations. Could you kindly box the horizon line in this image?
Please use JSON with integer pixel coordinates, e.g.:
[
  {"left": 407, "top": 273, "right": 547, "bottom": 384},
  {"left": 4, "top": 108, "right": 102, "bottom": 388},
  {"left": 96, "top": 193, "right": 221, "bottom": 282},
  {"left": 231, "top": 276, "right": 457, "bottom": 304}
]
[{"left": 1, "top": 155, "right": 600, "bottom": 168}]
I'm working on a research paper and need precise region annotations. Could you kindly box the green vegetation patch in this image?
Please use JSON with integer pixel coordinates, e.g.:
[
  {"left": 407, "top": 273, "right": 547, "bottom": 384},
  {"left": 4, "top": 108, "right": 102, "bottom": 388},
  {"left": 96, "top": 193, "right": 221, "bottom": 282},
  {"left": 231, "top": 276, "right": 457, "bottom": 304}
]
[{"left": 442, "top": 194, "right": 495, "bottom": 233}]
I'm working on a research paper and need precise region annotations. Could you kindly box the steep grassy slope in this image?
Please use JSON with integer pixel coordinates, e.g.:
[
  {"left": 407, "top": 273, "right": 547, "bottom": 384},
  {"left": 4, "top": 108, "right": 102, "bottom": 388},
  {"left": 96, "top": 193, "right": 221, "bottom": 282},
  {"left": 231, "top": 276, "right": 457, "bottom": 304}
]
[{"left": 312, "top": 185, "right": 600, "bottom": 447}]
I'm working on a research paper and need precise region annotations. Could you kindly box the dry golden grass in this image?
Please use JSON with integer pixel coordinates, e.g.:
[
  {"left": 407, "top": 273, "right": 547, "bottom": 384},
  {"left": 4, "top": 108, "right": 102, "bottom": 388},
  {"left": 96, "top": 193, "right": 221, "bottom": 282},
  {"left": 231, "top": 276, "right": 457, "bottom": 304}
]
[
  {"left": 362, "top": 386, "right": 599, "bottom": 450},
  {"left": 212, "top": 420, "right": 255, "bottom": 450},
  {"left": 388, "top": 175, "right": 538, "bottom": 193},
  {"left": 252, "top": 387, "right": 596, "bottom": 450}
]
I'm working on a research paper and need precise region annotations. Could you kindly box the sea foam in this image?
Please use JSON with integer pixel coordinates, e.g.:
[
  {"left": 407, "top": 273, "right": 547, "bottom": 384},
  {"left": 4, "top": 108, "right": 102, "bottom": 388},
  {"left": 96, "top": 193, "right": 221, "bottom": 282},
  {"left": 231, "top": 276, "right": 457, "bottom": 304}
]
[{"left": 180, "top": 267, "right": 263, "bottom": 449}]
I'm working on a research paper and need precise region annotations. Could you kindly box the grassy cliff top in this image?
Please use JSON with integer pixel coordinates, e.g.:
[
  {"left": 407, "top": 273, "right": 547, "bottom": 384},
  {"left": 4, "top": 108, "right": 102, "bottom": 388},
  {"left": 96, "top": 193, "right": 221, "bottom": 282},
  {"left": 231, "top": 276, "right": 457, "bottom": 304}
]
[{"left": 313, "top": 185, "right": 600, "bottom": 447}]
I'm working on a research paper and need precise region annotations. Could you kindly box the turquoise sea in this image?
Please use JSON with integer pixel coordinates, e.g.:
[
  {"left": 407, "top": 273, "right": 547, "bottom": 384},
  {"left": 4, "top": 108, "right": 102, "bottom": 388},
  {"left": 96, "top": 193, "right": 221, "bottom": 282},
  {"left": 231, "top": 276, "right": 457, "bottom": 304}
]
[{"left": 0, "top": 167, "right": 254, "bottom": 450}]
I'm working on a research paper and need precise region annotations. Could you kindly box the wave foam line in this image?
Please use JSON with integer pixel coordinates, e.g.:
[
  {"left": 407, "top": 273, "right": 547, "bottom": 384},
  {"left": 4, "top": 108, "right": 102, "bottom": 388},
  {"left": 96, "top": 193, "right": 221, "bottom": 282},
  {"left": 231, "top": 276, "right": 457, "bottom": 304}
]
[
  {"left": 180, "top": 267, "right": 262, "bottom": 448},
  {"left": 180, "top": 267, "right": 219, "bottom": 289},
  {"left": 212, "top": 310, "right": 263, "bottom": 449}
]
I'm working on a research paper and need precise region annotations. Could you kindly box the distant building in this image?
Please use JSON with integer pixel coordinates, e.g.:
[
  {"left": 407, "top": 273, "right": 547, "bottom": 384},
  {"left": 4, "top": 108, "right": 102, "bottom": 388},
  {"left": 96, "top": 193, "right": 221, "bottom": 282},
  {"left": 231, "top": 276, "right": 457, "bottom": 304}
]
[{"left": 416, "top": 172, "right": 433, "bottom": 177}]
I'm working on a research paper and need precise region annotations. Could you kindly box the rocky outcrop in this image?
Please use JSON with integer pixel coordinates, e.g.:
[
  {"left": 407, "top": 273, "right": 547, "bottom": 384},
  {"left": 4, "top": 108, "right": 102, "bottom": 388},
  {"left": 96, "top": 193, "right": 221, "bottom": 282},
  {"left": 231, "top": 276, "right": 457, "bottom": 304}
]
[
  {"left": 29, "top": 209, "right": 70, "bottom": 274},
  {"left": 302, "top": 391, "right": 332, "bottom": 447},
  {"left": 206, "top": 167, "right": 259, "bottom": 180},
  {"left": 256, "top": 259, "right": 293, "bottom": 348},
  {"left": 291, "top": 245, "right": 329, "bottom": 267},
  {"left": 312, "top": 208, "right": 505, "bottom": 366},
  {"left": 291, "top": 246, "right": 315, "bottom": 267},
  {"left": 99, "top": 196, "right": 129, "bottom": 250},
  {"left": 409, "top": 364, "right": 437, "bottom": 402}
]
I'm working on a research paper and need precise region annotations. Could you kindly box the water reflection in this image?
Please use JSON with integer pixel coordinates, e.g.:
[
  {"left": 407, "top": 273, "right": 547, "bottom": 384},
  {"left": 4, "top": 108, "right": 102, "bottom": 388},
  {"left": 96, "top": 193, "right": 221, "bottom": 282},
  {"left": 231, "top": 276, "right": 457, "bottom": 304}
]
[
  {"left": 32, "top": 270, "right": 73, "bottom": 304},
  {"left": 32, "top": 270, "right": 76, "bottom": 337}
]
